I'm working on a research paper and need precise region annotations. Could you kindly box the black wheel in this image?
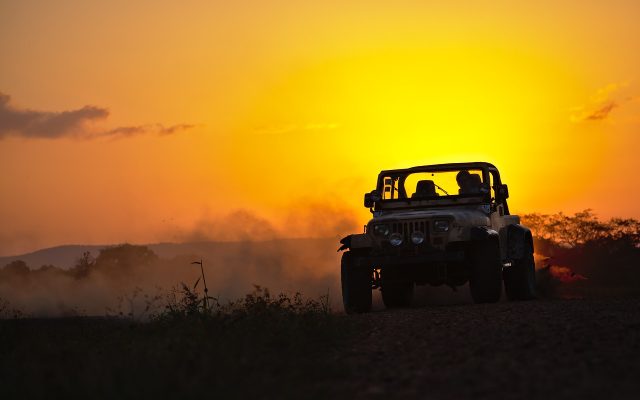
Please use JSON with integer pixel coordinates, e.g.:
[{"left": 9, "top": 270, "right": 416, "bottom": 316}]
[
  {"left": 381, "top": 281, "right": 414, "bottom": 308},
  {"left": 469, "top": 239, "right": 502, "bottom": 303},
  {"left": 341, "top": 252, "right": 372, "bottom": 314},
  {"left": 503, "top": 244, "right": 536, "bottom": 301}
]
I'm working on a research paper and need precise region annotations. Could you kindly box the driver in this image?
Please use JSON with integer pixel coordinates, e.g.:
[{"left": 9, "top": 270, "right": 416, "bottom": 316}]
[
  {"left": 457, "top": 170, "right": 483, "bottom": 194},
  {"left": 456, "top": 170, "right": 471, "bottom": 194}
]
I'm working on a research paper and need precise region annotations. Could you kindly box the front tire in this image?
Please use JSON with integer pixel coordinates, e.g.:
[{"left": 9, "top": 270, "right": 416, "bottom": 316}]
[
  {"left": 469, "top": 239, "right": 502, "bottom": 303},
  {"left": 341, "top": 252, "right": 372, "bottom": 314},
  {"left": 503, "top": 245, "right": 536, "bottom": 301}
]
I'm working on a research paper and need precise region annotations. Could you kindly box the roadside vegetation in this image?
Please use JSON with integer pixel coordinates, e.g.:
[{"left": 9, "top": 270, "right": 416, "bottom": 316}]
[
  {"left": 0, "top": 284, "right": 356, "bottom": 399},
  {"left": 522, "top": 210, "right": 640, "bottom": 296}
]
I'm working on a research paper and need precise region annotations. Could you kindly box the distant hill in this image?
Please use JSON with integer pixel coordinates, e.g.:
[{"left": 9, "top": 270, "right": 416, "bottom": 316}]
[
  {"left": 0, "top": 245, "right": 107, "bottom": 269},
  {"left": 0, "top": 238, "right": 338, "bottom": 270}
]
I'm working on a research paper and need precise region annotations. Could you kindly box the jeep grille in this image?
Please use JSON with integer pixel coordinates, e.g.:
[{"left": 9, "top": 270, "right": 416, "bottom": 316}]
[{"left": 390, "top": 220, "right": 430, "bottom": 242}]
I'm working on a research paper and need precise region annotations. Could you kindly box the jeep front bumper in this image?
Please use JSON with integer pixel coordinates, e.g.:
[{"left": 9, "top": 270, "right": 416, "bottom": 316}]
[{"left": 352, "top": 250, "right": 465, "bottom": 268}]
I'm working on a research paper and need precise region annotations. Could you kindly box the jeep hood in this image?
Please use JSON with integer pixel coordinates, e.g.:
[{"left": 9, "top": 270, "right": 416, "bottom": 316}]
[{"left": 370, "top": 207, "right": 490, "bottom": 227}]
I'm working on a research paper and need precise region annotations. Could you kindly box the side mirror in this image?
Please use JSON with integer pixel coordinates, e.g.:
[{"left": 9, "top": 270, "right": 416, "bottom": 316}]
[
  {"left": 498, "top": 184, "right": 509, "bottom": 200},
  {"left": 364, "top": 190, "right": 381, "bottom": 208}
]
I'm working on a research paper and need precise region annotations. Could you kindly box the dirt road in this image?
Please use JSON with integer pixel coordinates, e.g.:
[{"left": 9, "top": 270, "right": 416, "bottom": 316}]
[
  {"left": 2, "top": 296, "right": 639, "bottom": 399},
  {"left": 331, "top": 298, "right": 640, "bottom": 399}
]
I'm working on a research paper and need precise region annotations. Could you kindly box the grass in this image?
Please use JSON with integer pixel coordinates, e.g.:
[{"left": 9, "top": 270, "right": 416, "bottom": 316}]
[{"left": 0, "top": 286, "right": 358, "bottom": 400}]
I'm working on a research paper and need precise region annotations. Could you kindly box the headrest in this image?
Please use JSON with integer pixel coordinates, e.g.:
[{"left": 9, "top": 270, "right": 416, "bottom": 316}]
[{"left": 413, "top": 180, "right": 438, "bottom": 198}]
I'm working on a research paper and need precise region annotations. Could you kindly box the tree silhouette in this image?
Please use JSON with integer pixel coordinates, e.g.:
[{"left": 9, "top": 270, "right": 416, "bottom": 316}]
[
  {"left": 522, "top": 210, "right": 640, "bottom": 291},
  {"left": 522, "top": 209, "right": 616, "bottom": 248},
  {"left": 1, "top": 260, "right": 30, "bottom": 277},
  {"left": 71, "top": 251, "right": 95, "bottom": 279},
  {"left": 93, "top": 244, "right": 158, "bottom": 277}
]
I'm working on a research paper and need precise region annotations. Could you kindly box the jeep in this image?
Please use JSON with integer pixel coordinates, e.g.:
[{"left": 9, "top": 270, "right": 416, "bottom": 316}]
[{"left": 338, "top": 162, "right": 535, "bottom": 313}]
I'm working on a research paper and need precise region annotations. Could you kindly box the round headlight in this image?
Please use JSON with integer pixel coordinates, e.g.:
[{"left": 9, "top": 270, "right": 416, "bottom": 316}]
[
  {"left": 389, "top": 233, "right": 403, "bottom": 246},
  {"left": 411, "top": 231, "right": 425, "bottom": 245},
  {"left": 373, "top": 224, "right": 390, "bottom": 237}
]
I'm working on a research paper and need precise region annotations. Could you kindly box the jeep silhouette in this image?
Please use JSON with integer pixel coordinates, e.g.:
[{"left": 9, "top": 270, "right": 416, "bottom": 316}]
[{"left": 338, "top": 162, "right": 535, "bottom": 313}]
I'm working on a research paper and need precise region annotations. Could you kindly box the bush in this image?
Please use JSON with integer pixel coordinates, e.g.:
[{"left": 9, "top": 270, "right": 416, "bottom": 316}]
[{"left": 522, "top": 210, "right": 640, "bottom": 294}]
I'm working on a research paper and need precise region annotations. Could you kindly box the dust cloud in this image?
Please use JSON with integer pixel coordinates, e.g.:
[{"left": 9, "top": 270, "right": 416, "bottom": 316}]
[{"left": 0, "top": 206, "right": 360, "bottom": 317}]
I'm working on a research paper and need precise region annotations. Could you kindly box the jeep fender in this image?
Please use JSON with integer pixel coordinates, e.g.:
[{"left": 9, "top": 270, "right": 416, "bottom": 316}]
[
  {"left": 505, "top": 224, "right": 533, "bottom": 260},
  {"left": 470, "top": 226, "right": 499, "bottom": 241},
  {"left": 338, "top": 234, "right": 372, "bottom": 252}
]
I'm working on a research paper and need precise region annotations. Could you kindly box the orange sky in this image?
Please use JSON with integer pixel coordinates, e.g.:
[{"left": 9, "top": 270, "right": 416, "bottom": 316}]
[{"left": 1, "top": 1, "right": 639, "bottom": 255}]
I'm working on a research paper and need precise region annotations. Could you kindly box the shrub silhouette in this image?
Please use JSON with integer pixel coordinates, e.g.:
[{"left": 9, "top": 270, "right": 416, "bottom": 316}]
[
  {"left": 522, "top": 210, "right": 640, "bottom": 293},
  {"left": 1, "top": 260, "right": 30, "bottom": 276}
]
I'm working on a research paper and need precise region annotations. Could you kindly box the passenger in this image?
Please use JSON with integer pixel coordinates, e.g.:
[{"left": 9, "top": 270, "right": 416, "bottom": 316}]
[
  {"left": 457, "top": 171, "right": 482, "bottom": 194},
  {"left": 456, "top": 170, "right": 471, "bottom": 194}
]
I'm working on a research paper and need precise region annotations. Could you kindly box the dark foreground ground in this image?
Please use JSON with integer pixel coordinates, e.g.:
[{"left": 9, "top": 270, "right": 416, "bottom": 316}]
[{"left": 2, "top": 297, "right": 640, "bottom": 399}]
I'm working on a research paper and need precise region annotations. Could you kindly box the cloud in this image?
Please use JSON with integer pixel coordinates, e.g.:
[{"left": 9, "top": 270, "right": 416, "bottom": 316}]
[
  {"left": 583, "top": 101, "right": 618, "bottom": 121},
  {"left": 0, "top": 91, "right": 194, "bottom": 140},
  {"left": 570, "top": 82, "right": 632, "bottom": 123},
  {"left": 571, "top": 101, "right": 618, "bottom": 122},
  {"left": 0, "top": 92, "right": 109, "bottom": 139},
  {"left": 103, "top": 123, "right": 196, "bottom": 138}
]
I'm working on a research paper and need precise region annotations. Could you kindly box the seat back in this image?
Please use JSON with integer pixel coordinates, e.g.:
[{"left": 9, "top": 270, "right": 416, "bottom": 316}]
[{"left": 413, "top": 180, "right": 438, "bottom": 198}]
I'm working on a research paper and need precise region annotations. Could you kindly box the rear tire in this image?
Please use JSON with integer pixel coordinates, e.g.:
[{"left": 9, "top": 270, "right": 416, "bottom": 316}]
[
  {"left": 341, "top": 252, "right": 372, "bottom": 314},
  {"left": 381, "top": 281, "right": 414, "bottom": 308},
  {"left": 503, "top": 245, "right": 536, "bottom": 301},
  {"left": 469, "top": 239, "right": 502, "bottom": 303}
]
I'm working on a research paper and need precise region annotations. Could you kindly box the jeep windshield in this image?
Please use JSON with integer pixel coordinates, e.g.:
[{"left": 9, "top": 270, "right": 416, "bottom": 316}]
[{"left": 376, "top": 166, "right": 491, "bottom": 209}]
